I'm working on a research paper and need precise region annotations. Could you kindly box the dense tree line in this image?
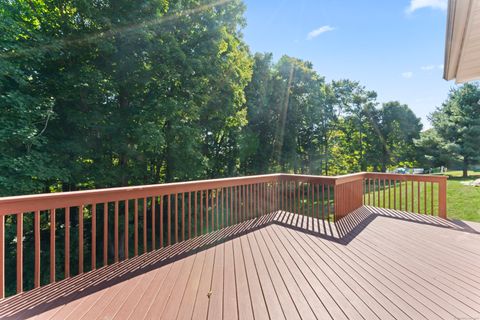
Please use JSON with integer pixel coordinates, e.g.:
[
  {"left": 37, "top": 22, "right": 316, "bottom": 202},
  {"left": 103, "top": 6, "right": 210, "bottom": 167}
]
[{"left": 1, "top": 0, "right": 423, "bottom": 198}]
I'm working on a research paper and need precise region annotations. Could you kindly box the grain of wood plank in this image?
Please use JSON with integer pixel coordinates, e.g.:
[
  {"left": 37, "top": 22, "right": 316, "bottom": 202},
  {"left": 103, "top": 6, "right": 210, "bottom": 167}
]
[
  {"left": 232, "top": 237, "right": 254, "bottom": 320},
  {"left": 297, "top": 230, "right": 408, "bottom": 319},
  {"left": 126, "top": 263, "right": 173, "bottom": 319},
  {"left": 239, "top": 236, "right": 269, "bottom": 320},
  {"left": 245, "top": 232, "right": 285, "bottom": 320},
  {"left": 222, "top": 240, "right": 238, "bottom": 320},
  {"left": 265, "top": 226, "right": 345, "bottom": 320},
  {"left": 92, "top": 273, "right": 145, "bottom": 319},
  {"left": 257, "top": 228, "right": 317, "bottom": 320},
  {"left": 273, "top": 225, "right": 373, "bottom": 320},
  {"left": 191, "top": 247, "right": 216, "bottom": 320},
  {"left": 176, "top": 250, "right": 207, "bottom": 320},
  {"left": 144, "top": 259, "right": 185, "bottom": 318},
  {"left": 111, "top": 270, "right": 160, "bottom": 320},
  {"left": 77, "top": 275, "right": 138, "bottom": 320},
  {"left": 207, "top": 243, "right": 225, "bottom": 320},
  {"left": 252, "top": 229, "right": 301, "bottom": 320},
  {"left": 351, "top": 234, "right": 470, "bottom": 319},
  {"left": 308, "top": 233, "right": 427, "bottom": 319},
  {"left": 285, "top": 227, "right": 389, "bottom": 320},
  {"left": 160, "top": 254, "right": 197, "bottom": 320}
]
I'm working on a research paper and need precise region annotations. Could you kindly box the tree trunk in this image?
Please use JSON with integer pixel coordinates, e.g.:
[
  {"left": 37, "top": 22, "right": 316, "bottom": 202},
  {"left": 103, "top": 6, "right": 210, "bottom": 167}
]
[{"left": 463, "top": 157, "right": 469, "bottom": 178}]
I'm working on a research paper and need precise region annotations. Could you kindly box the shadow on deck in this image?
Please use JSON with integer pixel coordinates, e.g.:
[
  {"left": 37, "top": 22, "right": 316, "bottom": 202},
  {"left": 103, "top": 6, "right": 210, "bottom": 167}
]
[{"left": 0, "top": 206, "right": 478, "bottom": 319}]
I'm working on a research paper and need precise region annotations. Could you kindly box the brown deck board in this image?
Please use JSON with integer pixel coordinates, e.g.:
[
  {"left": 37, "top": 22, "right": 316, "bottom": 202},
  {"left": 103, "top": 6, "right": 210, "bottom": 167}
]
[
  {"left": 240, "top": 235, "right": 270, "bottom": 320},
  {"left": 1, "top": 207, "right": 480, "bottom": 320},
  {"left": 257, "top": 228, "right": 317, "bottom": 320},
  {"left": 252, "top": 228, "right": 301, "bottom": 320},
  {"left": 144, "top": 259, "right": 185, "bottom": 318},
  {"left": 160, "top": 254, "right": 197, "bottom": 320},
  {"left": 192, "top": 247, "right": 216, "bottom": 320},
  {"left": 245, "top": 232, "right": 285, "bottom": 320},
  {"left": 232, "top": 237, "right": 254, "bottom": 320},
  {"left": 272, "top": 225, "right": 372, "bottom": 320},
  {"left": 266, "top": 226, "right": 348, "bottom": 320},
  {"left": 207, "top": 243, "right": 225, "bottom": 320}
]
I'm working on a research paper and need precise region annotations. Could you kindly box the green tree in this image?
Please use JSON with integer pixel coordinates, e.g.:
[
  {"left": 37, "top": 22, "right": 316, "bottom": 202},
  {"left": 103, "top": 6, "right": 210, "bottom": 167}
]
[
  {"left": 378, "top": 101, "right": 423, "bottom": 171},
  {"left": 430, "top": 83, "right": 480, "bottom": 177}
]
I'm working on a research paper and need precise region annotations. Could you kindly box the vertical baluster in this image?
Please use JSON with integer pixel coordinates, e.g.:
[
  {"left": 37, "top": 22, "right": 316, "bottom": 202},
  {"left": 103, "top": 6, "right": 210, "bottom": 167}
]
[
  {"left": 134, "top": 199, "right": 138, "bottom": 256},
  {"left": 243, "top": 185, "right": 246, "bottom": 220},
  {"left": 64, "top": 207, "right": 70, "bottom": 278},
  {"left": 50, "top": 209, "right": 56, "bottom": 283},
  {"left": 114, "top": 201, "right": 119, "bottom": 262},
  {"left": 327, "top": 185, "right": 331, "bottom": 219},
  {"left": 103, "top": 203, "right": 108, "bottom": 265},
  {"left": 251, "top": 184, "right": 254, "bottom": 218},
  {"left": 182, "top": 193, "right": 186, "bottom": 241},
  {"left": 168, "top": 194, "right": 171, "bottom": 245},
  {"left": 259, "top": 183, "right": 262, "bottom": 217},
  {"left": 431, "top": 182, "right": 434, "bottom": 215},
  {"left": 175, "top": 193, "right": 179, "bottom": 244},
  {"left": 399, "top": 180, "right": 402, "bottom": 211},
  {"left": 151, "top": 197, "right": 155, "bottom": 250},
  {"left": 160, "top": 195, "right": 164, "bottom": 248},
  {"left": 235, "top": 186, "right": 238, "bottom": 223},
  {"left": 394, "top": 180, "right": 397, "bottom": 210},
  {"left": 188, "top": 192, "right": 192, "bottom": 239},
  {"left": 368, "top": 178, "right": 372, "bottom": 206},
  {"left": 405, "top": 179, "right": 408, "bottom": 211},
  {"left": 0, "top": 215, "right": 4, "bottom": 298},
  {"left": 411, "top": 180, "right": 414, "bottom": 213},
  {"left": 383, "top": 179, "right": 386, "bottom": 208},
  {"left": 388, "top": 180, "right": 391, "bottom": 208},
  {"left": 206, "top": 189, "right": 209, "bottom": 232},
  {"left": 92, "top": 204, "right": 96, "bottom": 269},
  {"left": 17, "top": 212, "right": 23, "bottom": 293},
  {"left": 143, "top": 199, "right": 147, "bottom": 254},
  {"left": 424, "top": 182, "right": 427, "bottom": 214},
  {"left": 200, "top": 190, "right": 204, "bottom": 234},
  {"left": 195, "top": 191, "right": 198, "bottom": 237},
  {"left": 17, "top": 213, "right": 23, "bottom": 293},
  {"left": 313, "top": 183, "right": 316, "bottom": 219},
  {"left": 79, "top": 206, "right": 83, "bottom": 273},
  {"left": 221, "top": 188, "right": 224, "bottom": 228},
  {"left": 322, "top": 184, "right": 325, "bottom": 219},
  {"left": 377, "top": 179, "right": 380, "bottom": 207},
  {"left": 417, "top": 181, "right": 421, "bottom": 213},
  {"left": 216, "top": 189, "right": 219, "bottom": 229},
  {"left": 124, "top": 200, "right": 129, "bottom": 260},
  {"left": 34, "top": 210, "right": 40, "bottom": 288},
  {"left": 230, "top": 187, "right": 233, "bottom": 225},
  {"left": 211, "top": 190, "right": 215, "bottom": 231}
]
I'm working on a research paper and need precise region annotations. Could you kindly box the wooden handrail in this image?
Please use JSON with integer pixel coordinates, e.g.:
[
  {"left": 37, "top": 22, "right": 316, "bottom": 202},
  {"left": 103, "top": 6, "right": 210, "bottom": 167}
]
[{"left": 0, "top": 172, "right": 448, "bottom": 299}]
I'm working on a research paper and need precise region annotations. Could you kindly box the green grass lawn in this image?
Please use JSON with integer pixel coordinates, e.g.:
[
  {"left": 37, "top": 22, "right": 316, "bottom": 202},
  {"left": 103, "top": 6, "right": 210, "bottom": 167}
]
[{"left": 439, "top": 170, "right": 480, "bottom": 222}]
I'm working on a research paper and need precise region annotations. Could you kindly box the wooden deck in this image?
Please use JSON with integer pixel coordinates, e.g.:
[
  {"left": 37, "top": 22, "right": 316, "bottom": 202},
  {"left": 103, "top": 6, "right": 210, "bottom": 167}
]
[{"left": 1, "top": 206, "right": 479, "bottom": 320}]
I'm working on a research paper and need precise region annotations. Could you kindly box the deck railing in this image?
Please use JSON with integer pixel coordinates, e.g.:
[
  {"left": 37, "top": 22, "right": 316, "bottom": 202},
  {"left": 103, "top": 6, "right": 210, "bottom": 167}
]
[{"left": 0, "top": 172, "right": 446, "bottom": 298}]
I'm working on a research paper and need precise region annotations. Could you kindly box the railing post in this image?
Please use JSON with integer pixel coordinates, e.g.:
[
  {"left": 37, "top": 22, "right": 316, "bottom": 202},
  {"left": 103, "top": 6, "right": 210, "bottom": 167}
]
[{"left": 438, "top": 177, "right": 447, "bottom": 219}]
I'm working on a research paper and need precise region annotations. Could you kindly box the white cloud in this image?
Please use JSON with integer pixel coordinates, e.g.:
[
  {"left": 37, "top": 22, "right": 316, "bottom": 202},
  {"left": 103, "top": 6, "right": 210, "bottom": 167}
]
[
  {"left": 421, "top": 65, "right": 435, "bottom": 71},
  {"left": 401, "top": 71, "right": 414, "bottom": 79},
  {"left": 406, "top": 0, "right": 447, "bottom": 13},
  {"left": 307, "top": 25, "right": 335, "bottom": 40},
  {"left": 438, "top": 64, "right": 444, "bottom": 70}
]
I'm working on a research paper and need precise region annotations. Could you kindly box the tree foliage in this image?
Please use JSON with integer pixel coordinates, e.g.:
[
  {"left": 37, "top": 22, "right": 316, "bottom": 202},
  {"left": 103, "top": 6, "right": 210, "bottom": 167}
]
[{"left": 417, "top": 83, "right": 480, "bottom": 177}]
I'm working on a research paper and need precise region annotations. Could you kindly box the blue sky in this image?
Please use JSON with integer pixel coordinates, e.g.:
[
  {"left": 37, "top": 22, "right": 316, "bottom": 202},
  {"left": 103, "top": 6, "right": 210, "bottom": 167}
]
[{"left": 242, "top": 0, "right": 456, "bottom": 128}]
